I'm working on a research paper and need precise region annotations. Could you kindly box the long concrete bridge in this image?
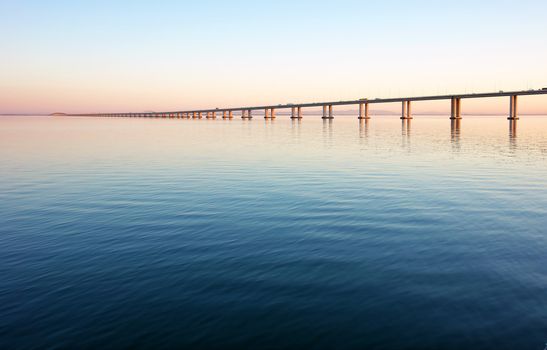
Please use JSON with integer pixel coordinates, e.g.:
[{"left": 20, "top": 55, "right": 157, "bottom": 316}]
[{"left": 71, "top": 89, "right": 547, "bottom": 121}]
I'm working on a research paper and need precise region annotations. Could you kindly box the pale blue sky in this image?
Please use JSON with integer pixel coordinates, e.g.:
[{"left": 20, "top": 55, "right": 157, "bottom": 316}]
[{"left": 1, "top": 0, "right": 547, "bottom": 113}]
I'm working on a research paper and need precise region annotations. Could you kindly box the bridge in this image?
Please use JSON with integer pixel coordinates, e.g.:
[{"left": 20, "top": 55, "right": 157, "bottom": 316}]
[{"left": 70, "top": 89, "right": 547, "bottom": 121}]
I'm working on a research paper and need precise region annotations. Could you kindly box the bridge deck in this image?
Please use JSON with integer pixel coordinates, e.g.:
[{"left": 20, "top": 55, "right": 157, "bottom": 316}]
[{"left": 73, "top": 89, "right": 547, "bottom": 116}]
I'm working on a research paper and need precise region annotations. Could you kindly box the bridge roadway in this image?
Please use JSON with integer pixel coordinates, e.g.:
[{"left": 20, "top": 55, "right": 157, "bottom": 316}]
[{"left": 72, "top": 88, "right": 547, "bottom": 121}]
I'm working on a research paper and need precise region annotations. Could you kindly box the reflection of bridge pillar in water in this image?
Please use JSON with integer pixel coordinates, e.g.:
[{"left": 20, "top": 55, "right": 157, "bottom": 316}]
[
  {"left": 401, "top": 118, "right": 411, "bottom": 148},
  {"left": 401, "top": 118, "right": 411, "bottom": 135},
  {"left": 450, "top": 118, "right": 461, "bottom": 150},
  {"left": 450, "top": 118, "right": 461, "bottom": 140},
  {"left": 509, "top": 119, "right": 517, "bottom": 149},
  {"left": 359, "top": 119, "right": 369, "bottom": 139},
  {"left": 322, "top": 118, "right": 333, "bottom": 141}
]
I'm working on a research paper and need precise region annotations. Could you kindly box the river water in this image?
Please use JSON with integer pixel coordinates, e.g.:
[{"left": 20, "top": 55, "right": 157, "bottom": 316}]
[{"left": 1, "top": 115, "right": 546, "bottom": 349}]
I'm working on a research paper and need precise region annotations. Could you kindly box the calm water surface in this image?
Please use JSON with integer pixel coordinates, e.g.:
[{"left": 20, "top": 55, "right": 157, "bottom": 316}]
[{"left": 1, "top": 116, "right": 547, "bottom": 349}]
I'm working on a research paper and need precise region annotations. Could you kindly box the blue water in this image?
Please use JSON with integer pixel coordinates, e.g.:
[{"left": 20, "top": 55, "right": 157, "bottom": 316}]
[{"left": 1, "top": 116, "right": 547, "bottom": 349}]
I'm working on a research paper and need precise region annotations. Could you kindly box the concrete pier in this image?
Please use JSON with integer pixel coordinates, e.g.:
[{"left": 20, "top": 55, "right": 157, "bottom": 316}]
[
  {"left": 242, "top": 110, "right": 252, "bottom": 119},
  {"left": 271, "top": 108, "right": 276, "bottom": 119},
  {"left": 291, "top": 106, "right": 303, "bottom": 119},
  {"left": 229, "top": 111, "right": 233, "bottom": 119},
  {"left": 264, "top": 108, "right": 270, "bottom": 119},
  {"left": 322, "top": 105, "right": 334, "bottom": 119},
  {"left": 450, "top": 98, "right": 462, "bottom": 119},
  {"left": 223, "top": 111, "right": 228, "bottom": 119},
  {"left": 508, "top": 95, "right": 518, "bottom": 120},
  {"left": 358, "top": 102, "right": 370, "bottom": 119},
  {"left": 401, "top": 101, "right": 412, "bottom": 120}
]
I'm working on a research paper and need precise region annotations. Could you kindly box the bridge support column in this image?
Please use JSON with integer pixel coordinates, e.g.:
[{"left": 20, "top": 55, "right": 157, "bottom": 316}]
[
  {"left": 206, "top": 112, "right": 211, "bottom": 119},
  {"left": 264, "top": 108, "right": 270, "bottom": 119},
  {"left": 322, "top": 105, "right": 334, "bottom": 119},
  {"left": 450, "top": 98, "right": 462, "bottom": 119},
  {"left": 358, "top": 102, "right": 370, "bottom": 119},
  {"left": 508, "top": 95, "right": 519, "bottom": 120},
  {"left": 212, "top": 111, "right": 216, "bottom": 119},
  {"left": 229, "top": 111, "right": 233, "bottom": 119},
  {"left": 271, "top": 108, "right": 276, "bottom": 119},
  {"left": 291, "top": 107, "right": 302, "bottom": 119},
  {"left": 222, "top": 111, "right": 227, "bottom": 119},
  {"left": 401, "top": 101, "right": 412, "bottom": 120}
]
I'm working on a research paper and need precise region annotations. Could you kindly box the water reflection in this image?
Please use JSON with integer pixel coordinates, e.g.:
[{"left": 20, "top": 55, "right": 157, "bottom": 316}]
[
  {"left": 359, "top": 119, "right": 370, "bottom": 139},
  {"left": 509, "top": 119, "right": 518, "bottom": 151},
  {"left": 321, "top": 118, "right": 334, "bottom": 147},
  {"left": 401, "top": 119, "right": 411, "bottom": 149},
  {"left": 450, "top": 118, "right": 462, "bottom": 151},
  {"left": 290, "top": 118, "right": 301, "bottom": 140}
]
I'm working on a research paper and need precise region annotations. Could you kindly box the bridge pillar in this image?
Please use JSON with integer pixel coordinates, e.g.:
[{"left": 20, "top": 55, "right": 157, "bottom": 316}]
[
  {"left": 229, "top": 111, "right": 233, "bottom": 119},
  {"left": 206, "top": 112, "right": 211, "bottom": 119},
  {"left": 291, "top": 107, "right": 302, "bottom": 119},
  {"left": 327, "top": 105, "right": 334, "bottom": 119},
  {"left": 401, "top": 101, "right": 412, "bottom": 120},
  {"left": 358, "top": 102, "right": 371, "bottom": 119},
  {"left": 212, "top": 111, "right": 216, "bottom": 119},
  {"left": 271, "top": 108, "right": 276, "bottom": 119},
  {"left": 322, "top": 105, "right": 328, "bottom": 119},
  {"left": 450, "top": 98, "right": 462, "bottom": 119},
  {"left": 508, "top": 95, "right": 519, "bottom": 120},
  {"left": 264, "top": 108, "right": 270, "bottom": 119}
]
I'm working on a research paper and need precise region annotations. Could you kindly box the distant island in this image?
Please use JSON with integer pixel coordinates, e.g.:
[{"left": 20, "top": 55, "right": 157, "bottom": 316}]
[{"left": 49, "top": 112, "right": 68, "bottom": 116}]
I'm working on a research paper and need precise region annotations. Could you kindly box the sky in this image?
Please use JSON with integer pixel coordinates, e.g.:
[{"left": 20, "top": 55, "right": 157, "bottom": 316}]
[{"left": 1, "top": 0, "right": 547, "bottom": 115}]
